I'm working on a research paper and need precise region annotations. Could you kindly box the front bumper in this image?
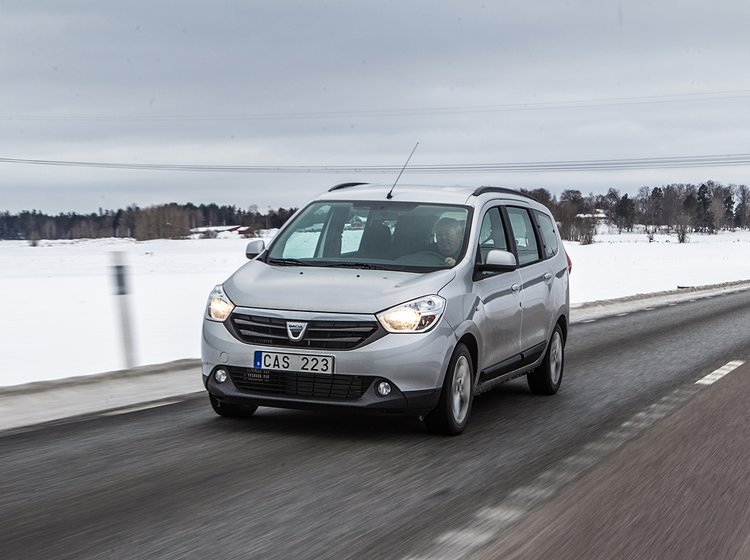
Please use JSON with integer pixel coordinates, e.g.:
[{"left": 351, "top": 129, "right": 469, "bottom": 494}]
[{"left": 201, "top": 307, "right": 455, "bottom": 414}]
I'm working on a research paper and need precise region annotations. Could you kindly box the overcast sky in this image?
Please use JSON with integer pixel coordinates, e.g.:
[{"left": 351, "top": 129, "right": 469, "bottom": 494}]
[{"left": 2, "top": 0, "right": 750, "bottom": 214}]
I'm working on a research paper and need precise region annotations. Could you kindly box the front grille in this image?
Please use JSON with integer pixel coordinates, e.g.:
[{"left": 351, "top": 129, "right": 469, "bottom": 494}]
[
  {"left": 227, "top": 367, "right": 374, "bottom": 400},
  {"left": 228, "top": 313, "right": 381, "bottom": 350}
]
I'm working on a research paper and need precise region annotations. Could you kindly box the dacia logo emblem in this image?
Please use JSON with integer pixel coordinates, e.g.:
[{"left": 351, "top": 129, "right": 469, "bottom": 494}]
[{"left": 286, "top": 321, "right": 308, "bottom": 341}]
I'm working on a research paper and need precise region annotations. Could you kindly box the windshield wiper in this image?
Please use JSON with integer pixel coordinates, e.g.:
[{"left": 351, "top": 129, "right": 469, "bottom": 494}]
[
  {"left": 320, "top": 262, "right": 390, "bottom": 270},
  {"left": 267, "top": 258, "right": 310, "bottom": 267}
]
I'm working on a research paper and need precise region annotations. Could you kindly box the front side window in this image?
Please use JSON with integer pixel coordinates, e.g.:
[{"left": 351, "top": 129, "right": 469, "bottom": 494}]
[
  {"left": 477, "top": 207, "right": 509, "bottom": 264},
  {"left": 266, "top": 201, "right": 471, "bottom": 272},
  {"left": 506, "top": 207, "right": 541, "bottom": 266}
]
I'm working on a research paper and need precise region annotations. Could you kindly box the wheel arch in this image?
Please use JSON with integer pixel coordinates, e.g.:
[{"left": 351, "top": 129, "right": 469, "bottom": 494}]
[
  {"left": 556, "top": 314, "right": 568, "bottom": 344},
  {"left": 457, "top": 333, "right": 479, "bottom": 382}
]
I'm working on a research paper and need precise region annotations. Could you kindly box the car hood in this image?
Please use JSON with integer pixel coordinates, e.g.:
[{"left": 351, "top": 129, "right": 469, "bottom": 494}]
[{"left": 223, "top": 261, "right": 456, "bottom": 314}]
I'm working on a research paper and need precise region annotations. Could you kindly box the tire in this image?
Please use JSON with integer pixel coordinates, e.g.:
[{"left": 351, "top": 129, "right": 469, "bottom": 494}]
[
  {"left": 209, "top": 394, "right": 258, "bottom": 418},
  {"left": 425, "top": 343, "right": 474, "bottom": 435},
  {"left": 527, "top": 325, "right": 564, "bottom": 395}
]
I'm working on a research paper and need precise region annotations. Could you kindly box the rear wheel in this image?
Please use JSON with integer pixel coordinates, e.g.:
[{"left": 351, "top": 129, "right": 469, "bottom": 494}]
[
  {"left": 209, "top": 394, "right": 258, "bottom": 418},
  {"left": 425, "top": 343, "right": 474, "bottom": 435},
  {"left": 527, "top": 325, "right": 564, "bottom": 395}
]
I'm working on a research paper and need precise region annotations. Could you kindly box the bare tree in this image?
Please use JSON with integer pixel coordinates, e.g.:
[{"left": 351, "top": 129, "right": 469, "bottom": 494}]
[
  {"left": 661, "top": 184, "right": 686, "bottom": 231},
  {"left": 709, "top": 183, "right": 733, "bottom": 231}
]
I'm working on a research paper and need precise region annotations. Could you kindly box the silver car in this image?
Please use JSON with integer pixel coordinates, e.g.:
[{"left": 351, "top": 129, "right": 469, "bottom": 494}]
[{"left": 202, "top": 184, "right": 570, "bottom": 434}]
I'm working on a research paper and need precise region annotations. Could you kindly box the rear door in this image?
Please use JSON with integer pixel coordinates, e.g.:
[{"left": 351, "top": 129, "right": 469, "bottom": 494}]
[{"left": 505, "top": 206, "right": 549, "bottom": 358}]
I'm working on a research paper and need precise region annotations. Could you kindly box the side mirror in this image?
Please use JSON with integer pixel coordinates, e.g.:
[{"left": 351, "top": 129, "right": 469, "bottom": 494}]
[
  {"left": 246, "top": 239, "right": 266, "bottom": 259},
  {"left": 478, "top": 249, "right": 517, "bottom": 272}
]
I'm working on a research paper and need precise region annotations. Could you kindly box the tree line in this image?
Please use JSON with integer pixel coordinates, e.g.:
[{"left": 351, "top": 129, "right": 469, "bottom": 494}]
[
  {"left": 520, "top": 180, "right": 749, "bottom": 243},
  {"left": 0, "top": 203, "right": 297, "bottom": 241},
  {"left": 2, "top": 180, "right": 748, "bottom": 243}
]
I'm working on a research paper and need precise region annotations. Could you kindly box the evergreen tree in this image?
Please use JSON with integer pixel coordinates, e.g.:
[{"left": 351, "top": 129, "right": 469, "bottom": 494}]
[
  {"left": 735, "top": 185, "right": 749, "bottom": 228},
  {"left": 694, "top": 184, "right": 714, "bottom": 233},
  {"left": 650, "top": 187, "right": 664, "bottom": 227},
  {"left": 615, "top": 194, "right": 636, "bottom": 231}
]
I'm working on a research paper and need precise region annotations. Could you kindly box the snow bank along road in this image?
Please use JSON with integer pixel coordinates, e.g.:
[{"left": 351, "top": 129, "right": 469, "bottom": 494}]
[{"left": 1, "top": 287, "right": 749, "bottom": 559}]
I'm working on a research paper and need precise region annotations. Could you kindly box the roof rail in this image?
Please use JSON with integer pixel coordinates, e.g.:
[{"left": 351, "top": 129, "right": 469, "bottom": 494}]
[
  {"left": 472, "top": 186, "right": 538, "bottom": 201},
  {"left": 328, "top": 182, "right": 369, "bottom": 192}
]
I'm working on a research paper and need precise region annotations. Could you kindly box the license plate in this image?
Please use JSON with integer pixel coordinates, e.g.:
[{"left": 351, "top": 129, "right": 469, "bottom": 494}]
[{"left": 253, "top": 350, "right": 335, "bottom": 374}]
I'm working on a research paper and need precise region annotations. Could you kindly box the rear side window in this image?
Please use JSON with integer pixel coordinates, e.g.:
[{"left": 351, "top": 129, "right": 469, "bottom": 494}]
[
  {"left": 534, "top": 210, "right": 559, "bottom": 259},
  {"left": 506, "top": 207, "right": 541, "bottom": 266}
]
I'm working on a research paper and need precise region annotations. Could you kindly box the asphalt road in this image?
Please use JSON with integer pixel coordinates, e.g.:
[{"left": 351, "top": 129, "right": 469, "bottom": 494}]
[
  {"left": 2, "top": 290, "right": 750, "bottom": 560},
  {"left": 470, "top": 358, "right": 750, "bottom": 560}
]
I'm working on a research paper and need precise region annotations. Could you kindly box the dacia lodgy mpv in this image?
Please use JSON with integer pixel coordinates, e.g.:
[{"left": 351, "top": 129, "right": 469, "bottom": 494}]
[{"left": 202, "top": 184, "right": 569, "bottom": 434}]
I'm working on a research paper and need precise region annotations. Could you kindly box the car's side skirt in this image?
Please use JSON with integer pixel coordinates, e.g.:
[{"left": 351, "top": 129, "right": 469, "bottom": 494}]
[{"left": 475, "top": 341, "right": 547, "bottom": 395}]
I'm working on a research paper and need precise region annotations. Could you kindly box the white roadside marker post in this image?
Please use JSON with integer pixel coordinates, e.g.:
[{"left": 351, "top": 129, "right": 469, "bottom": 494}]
[{"left": 112, "top": 251, "right": 137, "bottom": 369}]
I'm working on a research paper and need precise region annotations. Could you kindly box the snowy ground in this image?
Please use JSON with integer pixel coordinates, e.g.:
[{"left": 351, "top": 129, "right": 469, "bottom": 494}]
[
  {"left": 2, "top": 229, "right": 749, "bottom": 387},
  {"left": 565, "top": 231, "right": 750, "bottom": 302}
]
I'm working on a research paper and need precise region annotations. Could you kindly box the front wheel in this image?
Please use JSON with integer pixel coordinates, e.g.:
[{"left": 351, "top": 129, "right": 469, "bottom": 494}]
[
  {"left": 527, "top": 325, "right": 564, "bottom": 395},
  {"left": 209, "top": 394, "right": 258, "bottom": 418},
  {"left": 425, "top": 343, "right": 474, "bottom": 435}
]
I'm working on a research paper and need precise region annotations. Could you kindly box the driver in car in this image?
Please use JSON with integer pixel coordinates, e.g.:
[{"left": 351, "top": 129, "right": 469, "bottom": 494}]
[{"left": 433, "top": 217, "right": 464, "bottom": 266}]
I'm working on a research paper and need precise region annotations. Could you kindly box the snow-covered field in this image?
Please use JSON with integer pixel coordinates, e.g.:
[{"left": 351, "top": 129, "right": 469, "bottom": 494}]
[
  {"left": 2, "top": 230, "right": 749, "bottom": 387},
  {"left": 565, "top": 231, "right": 750, "bottom": 302}
]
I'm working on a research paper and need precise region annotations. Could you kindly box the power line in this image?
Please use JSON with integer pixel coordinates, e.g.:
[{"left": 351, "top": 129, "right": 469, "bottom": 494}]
[
  {"left": 2, "top": 153, "right": 750, "bottom": 174},
  {"left": 2, "top": 89, "right": 750, "bottom": 122}
]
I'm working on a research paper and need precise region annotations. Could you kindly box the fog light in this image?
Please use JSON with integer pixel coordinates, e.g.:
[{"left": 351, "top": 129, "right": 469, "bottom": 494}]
[
  {"left": 214, "top": 368, "right": 228, "bottom": 383},
  {"left": 377, "top": 381, "right": 392, "bottom": 397}
]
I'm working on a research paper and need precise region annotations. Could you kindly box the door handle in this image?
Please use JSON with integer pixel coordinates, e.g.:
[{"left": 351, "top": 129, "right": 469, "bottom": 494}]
[
  {"left": 544, "top": 272, "right": 553, "bottom": 282},
  {"left": 511, "top": 283, "right": 522, "bottom": 293}
]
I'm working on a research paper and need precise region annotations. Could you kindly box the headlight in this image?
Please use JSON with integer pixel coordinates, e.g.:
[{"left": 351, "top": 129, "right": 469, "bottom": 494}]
[
  {"left": 206, "top": 285, "right": 235, "bottom": 321},
  {"left": 377, "top": 295, "right": 446, "bottom": 333}
]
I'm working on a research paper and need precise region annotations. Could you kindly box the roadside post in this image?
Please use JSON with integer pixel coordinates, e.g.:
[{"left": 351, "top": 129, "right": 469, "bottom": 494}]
[{"left": 112, "top": 251, "right": 137, "bottom": 369}]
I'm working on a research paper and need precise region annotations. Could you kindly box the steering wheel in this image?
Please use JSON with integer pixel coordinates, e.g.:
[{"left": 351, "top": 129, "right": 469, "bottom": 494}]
[{"left": 396, "top": 251, "right": 448, "bottom": 265}]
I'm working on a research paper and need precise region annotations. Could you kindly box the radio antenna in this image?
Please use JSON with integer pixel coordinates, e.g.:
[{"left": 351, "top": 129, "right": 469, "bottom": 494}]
[{"left": 386, "top": 142, "right": 419, "bottom": 199}]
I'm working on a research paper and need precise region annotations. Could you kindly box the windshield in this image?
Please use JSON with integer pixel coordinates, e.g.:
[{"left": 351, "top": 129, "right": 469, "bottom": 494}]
[{"left": 266, "top": 201, "right": 471, "bottom": 271}]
